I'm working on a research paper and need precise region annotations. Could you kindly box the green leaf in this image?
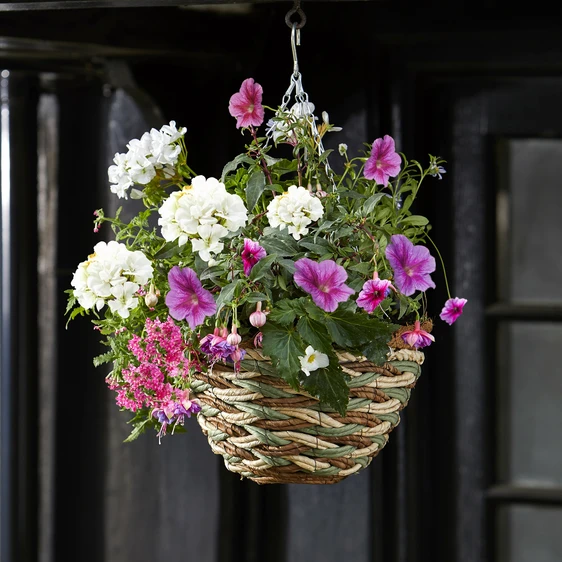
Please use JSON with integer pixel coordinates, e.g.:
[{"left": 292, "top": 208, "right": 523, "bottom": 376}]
[
  {"left": 296, "top": 315, "right": 332, "bottom": 354},
  {"left": 361, "top": 335, "right": 394, "bottom": 365},
  {"left": 215, "top": 280, "right": 242, "bottom": 311},
  {"left": 268, "top": 299, "right": 298, "bottom": 326},
  {"left": 261, "top": 323, "right": 306, "bottom": 389},
  {"left": 245, "top": 292, "right": 268, "bottom": 303},
  {"left": 277, "top": 258, "right": 296, "bottom": 274},
  {"left": 154, "top": 240, "right": 184, "bottom": 260},
  {"left": 400, "top": 215, "right": 429, "bottom": 226},
  {"left": 260, "top": 233, "right": 300, "bottom": 257},
  {"left": 362, "top": 193, "right": 385, "bottom": 215},
  {"left": 249, "top": 253, "right": 277, "bottom": 281},
  {"left": 246, "top": 169, "right": 266, "bottom": 212},
  {"left": 93, "top": 351, "right": 114, "bottom": 367},
  {"left": 348, "top": 261, "right": 373, "bottom": 275},
  {"left": 302, "top": 357, "right": 349, "bottom": 416},
  {"left": 199, "top": 265, "right": 224, "bottom": 280},
  {"left": 220, "top": 153, "right": 254, "bottom": 181},
  {"left": 123, "top": 417, "right": 153, "bottom": 443}
]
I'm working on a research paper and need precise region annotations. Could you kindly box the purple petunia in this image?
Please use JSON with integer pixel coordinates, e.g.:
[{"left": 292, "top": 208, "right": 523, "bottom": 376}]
[
  {"left": 241, "top": 238, "right": 267, "bottom": 276},
  {"left": 293, "top": 258, "right": 355, "bottom": 312},
  {"left": 439, "top": 297, "right": 467, "bottom": 325},
  {"left": 356, "top": 273, "right": 394, "bottom": 313},
  {"left": 385, "top": 234, "right": 436, "bottom": 296},
  {"left": 165, "top": 266, "right": 216, "bottom": 329},
  {"left": 364, "top": 135, "right": 402, "bottom": 186},
  {"left": 228, "top": 78, "right": 265, "bottom": 129}
]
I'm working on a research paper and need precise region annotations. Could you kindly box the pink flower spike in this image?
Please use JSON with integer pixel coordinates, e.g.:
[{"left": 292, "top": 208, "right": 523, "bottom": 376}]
[
  {"left": 356, "top": 274, "right": 393, "bottom": 313},
  {"left": 385, "top": 234, "right": 436, "bottom": 296},
  {"left": 241, "top": 238, "right": 267, "bottom": 276},
  {"left": 401, "top": 321, "right": 435, "bottom": 349},
  {"left": 293, "top": 258, "right": 355, "bottom": 312},
  {"left": 165, "top": 266, "right": 216, "bottom": 330},
  {"left": 440, "top": 297, "right": 467, "bottom": 325},
  {"left": 228, "top": 78, "right": 265, "bottom": 129},
  {"left": 364, "top": 135, "right": 402, "bottom": 186}
]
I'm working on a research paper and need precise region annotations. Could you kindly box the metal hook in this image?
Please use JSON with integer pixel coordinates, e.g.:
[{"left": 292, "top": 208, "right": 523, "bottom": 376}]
[
  {"left": 291, "top": 22, "right": 300, "bottom": 76},
  {"left": 285, "top": 0, "right": 307, "bottom": 30}
]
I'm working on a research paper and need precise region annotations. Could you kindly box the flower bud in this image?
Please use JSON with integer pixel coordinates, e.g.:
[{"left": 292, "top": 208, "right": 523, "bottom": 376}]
[
  {"left": 144, "top": 284, "right": 159, "bottom": 307},
  {"left": 219, "top": 326, "right": 228, "bottom": 339},
  {"left": 249, "top": 310, "right": 267, "bottom": 328},
  {"left": 230, "top": 347, "right": 245, "bottom": 363},
  {"left": 253, "top": 332, "right": 263, "bottom": 348},
  {"left": 227, "top": 326, "right": 242, "bottom": 346}
]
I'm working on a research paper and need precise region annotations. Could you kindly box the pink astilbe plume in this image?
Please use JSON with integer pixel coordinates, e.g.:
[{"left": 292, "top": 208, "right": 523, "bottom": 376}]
[
  {"left": 165, "top": 266, "right": 216, "bottom": 329},
  {"left": 228, "top": 78, "right": 265, "bottom": 129},
  {"left": 241, "top": 238, "right": 267, "bottom": 276},
  {"left": 364, "top": 135, "right": 402, "bottom": 186},
  {"left": 293, "top": 258, "right": 354, "bottom": 312},
  {"left": 385, "top": 234, "right": 436, "bottom": 297},
  {"left": 440, "top": 297, "right": 467, "bottom": 325}
]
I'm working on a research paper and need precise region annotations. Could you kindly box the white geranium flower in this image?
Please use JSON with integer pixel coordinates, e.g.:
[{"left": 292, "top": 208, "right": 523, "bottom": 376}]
[
  {"left": 107, "top": 282, "right": 139, "bottom": 319},
  {"left": 160, "top": 120, "right": 186, "bottom": 143},
  {"left": 266, "top": 185, "right": 324, "bottom": 240},
  {"left": 299, "top": 346, "right": 330, "bottom": 376},
  {"left": 127, "top": 152, "right": 156, "bottom": 185},
  {"left": 191, "top": 223, "right": 228, "bottom": 262}
]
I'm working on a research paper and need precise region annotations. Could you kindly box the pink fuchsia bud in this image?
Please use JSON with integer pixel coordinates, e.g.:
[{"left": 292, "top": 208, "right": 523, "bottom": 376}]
[
  {"left": 253, "top": 332, "right": 263, "bottom": 348},
  {"left": 219, "top": 326, "right": 228, "bottom": 338},
  {"left": 401, "top": 320, "right": 435, "bottom": 349},
  {"left": 230, "top": 347, "right": 245, "bottom": 363},
  {"left": 227, "top": 326, "right": 242, "bottom": 346},
  {"left": 250, "top": 310, "right": 267, "bottom": 328}
]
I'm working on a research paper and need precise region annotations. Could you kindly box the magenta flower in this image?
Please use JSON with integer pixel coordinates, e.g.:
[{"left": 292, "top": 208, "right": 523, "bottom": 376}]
[
  {"left": 401, "top": 320, "right": 435, "bottom": 349},
  {"left": 385, "top": 234, "right": 436, "bottom": 296},
  {"left": 228, "top": 78, "right": 265, "bottom": 129},
  {"left": 439, "top": 297, "right": 467, "bottom": 325},
  {"left": 294, "top": 258, "right": 355, "bottom": 312},
  {"left": 241, "top": 238, "right": 267, "bottom": 276},
  {"left": 364, "top": 135, "right": 402, "bottom": 186},
  {"left": 356, "top": 273, "right": 394, "bottom": 313},
  {"left": 165, "top": 266, "right": 216, "bottom": 329}
]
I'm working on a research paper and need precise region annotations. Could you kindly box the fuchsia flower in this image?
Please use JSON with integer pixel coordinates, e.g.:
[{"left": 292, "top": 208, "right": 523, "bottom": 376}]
[
  {"left": 356, "top": 273, "right": 394, "bottom": 313},
  {"left": 401, "top": 320, "right": 435, "bottom": 349},
  {"left": 385, "top": 234, "right": 436, "bottom": 296},
  {"left": 440, "top": 297, "right": 467, "bottom": 325},
  {"left": 364, "top": 135, "right": 402, "bottom": 186},
  {"left": 228, "top": 78, "right": 265, "bottom": 129},
  {"left": 241, "top": 238, "right": 267, "bottom": 276},
  {"left": 165, "top": 266, "right": 216, "bottom": 329},
  {"left": 294, "top": 258, "right": 354, "bottom": 312}
]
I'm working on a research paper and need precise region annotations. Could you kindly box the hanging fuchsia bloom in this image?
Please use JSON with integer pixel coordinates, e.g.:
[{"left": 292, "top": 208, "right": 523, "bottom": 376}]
[
  {"left": 241, "top": 238, "right": 267, "bottom": 276},
  {"left": 385, "top": 234, "right": 436, "bottom": 296},
  {"left": 228, "top": 78, "right": 265, "bottom": 129},
  {"left": 165, "top": 266, "right": 216, "bottom": 329},
  {"left": 294, "top": 258, "right": 354, "bottom": 312},
  {"left": 364, "top": 135, "right": 402, "bottom": 186},
  {"left": 401, "top": 320, "right": 435, "bottom": 349},
  {"left": 440, "top": 297, "right": 467, "bottom": 325},
  {"left": 356, "top": 273, "right": 394, "bottom": 313}
]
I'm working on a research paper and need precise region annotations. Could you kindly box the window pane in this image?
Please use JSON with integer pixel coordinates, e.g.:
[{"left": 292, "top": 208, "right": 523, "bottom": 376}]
[
  {"left": 497, "top": 322, "right": 562, "bottom": 487},
  {"left": 497, "top": 506, "right": 562, "bottom": 562},
  {"left": 498, "top": 138, "right": 562, "bottom": 303}
]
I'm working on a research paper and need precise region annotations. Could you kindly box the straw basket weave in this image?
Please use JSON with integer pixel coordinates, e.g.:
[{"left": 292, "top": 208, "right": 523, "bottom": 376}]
[{"left": 190, "top": 323, "right": 428, "bottom": 484}]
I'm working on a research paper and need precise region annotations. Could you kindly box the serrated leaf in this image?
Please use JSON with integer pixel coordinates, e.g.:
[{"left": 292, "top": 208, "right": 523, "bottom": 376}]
[
  {"left": 268, "top": 299, "right": 298, "bottom": 326},
  {"left": 220, "top": 153, "right": 254, "bottom": 181},
  {"left": 261, "top": 323, "right": 306, "bottom": 389},
  {"left": 296, "top": 315, "right": 332, "bottom": 353},
  {"left": 249, "top": 253, "right": 277, "bottom": 281},
  {"left": 246, "top": 169, "right": 266, "bottom": 211},
  {"left": 361, "top": 336, "right": 393, "bottom": 365},
  {"left": 302, "top": 357, "right": 349, "bottom": 416},
  {"left": 123, "top": 417, "right": 153, "bottom": 443},
  {"left": 93, "top": 351, "right": 114, "bottom": 367},
  {"left": 260, "top": 233, "right": 300, "bottom": 257}
]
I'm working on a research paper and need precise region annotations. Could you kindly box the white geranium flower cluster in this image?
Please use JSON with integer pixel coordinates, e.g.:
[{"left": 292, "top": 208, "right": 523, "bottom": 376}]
[
  {"left": 157, "top": 175, "right": 248, "bottom": 262},
  {"left": 266, "top": 184, "right": 324, "bottom": 240},
  {"left": 108, "top": 121, "right": 186, "bottom": 199},
  {"left": 71, "top": 241, "right": 153, "bottom": 318}
]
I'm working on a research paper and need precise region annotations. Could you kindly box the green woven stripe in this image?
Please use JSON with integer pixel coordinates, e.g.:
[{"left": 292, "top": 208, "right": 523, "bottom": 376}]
[
  {"left": 233, "top": 379, "right": 296, "bottom": 399},
  {"left": 388, "top": 360, "right": 422, "bottom": 377},
  {"left": 243, "top": 425, "right": 292, "bottom": 447},
  {"left": 307, "top": 445, "right": 356, "bottom": 458},
  {"left": 377, "top": 412, "right": 401, "bottom": 425},
  {"left": 384, "top": 387, "right": 411, "bottom": 403},
  {"left": 346, "top": 371, "right": 382, "bottom": 388},
  {"left": 234, "top": 402, "right": 291, "bottom": 420}
]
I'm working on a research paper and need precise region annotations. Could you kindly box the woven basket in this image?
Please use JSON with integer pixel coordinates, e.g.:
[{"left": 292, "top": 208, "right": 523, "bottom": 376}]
[{"left": 190, "top": 324, "right": 428, "bottom": 484}]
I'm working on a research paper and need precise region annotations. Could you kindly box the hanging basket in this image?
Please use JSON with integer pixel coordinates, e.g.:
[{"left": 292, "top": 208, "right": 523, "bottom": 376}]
[{"left": 190, "top": 323, "right": 429, "bottom": 484}]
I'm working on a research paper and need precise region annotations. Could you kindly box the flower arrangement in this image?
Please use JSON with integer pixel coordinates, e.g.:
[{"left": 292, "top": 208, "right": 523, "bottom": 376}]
[{"left": 65, "top": 77, "right": 466, "bottom": 443}]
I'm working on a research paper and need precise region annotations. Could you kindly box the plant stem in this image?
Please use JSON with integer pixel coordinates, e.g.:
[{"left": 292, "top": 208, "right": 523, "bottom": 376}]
[
  {"left": 250, "top": 126, "right": 273, "bottom": 185},
  {"left": 426, "top": 233, "right": 451, "bottom": 299}
]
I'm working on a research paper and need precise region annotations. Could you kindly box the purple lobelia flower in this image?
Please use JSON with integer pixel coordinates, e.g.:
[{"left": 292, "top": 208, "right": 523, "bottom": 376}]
[
  {"left": 293, "top": 258, "right": 355, "bottom": 312},
  {"left": 165, "top": 266, "right": 216, "bottom": 329},
  {"left": 364, "top": 135, "right": 402, "bottom": 186},
  {"left": 241, "top": 238, "right": 267, "bottom": 276},
  {"left": 356, "top": 273, "right": 394, "bottom": 313},
  {"left": 439, "top": 297, "right": 467, "bottom": 325},
  {"left": 228, "top": 78, "right": 265, "bottom": 129},
  {"left": 385, "top": 234, "right": 436, "bottom": 297},
  {"left": 401, "top": 321, "right": 435, "bottom": 349}
]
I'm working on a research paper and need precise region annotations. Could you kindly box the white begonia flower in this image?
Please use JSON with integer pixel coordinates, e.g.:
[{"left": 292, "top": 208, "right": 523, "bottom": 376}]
[
  {"left": 157, "top": 175, "right": 248, "bottom": 258},
  {"left": 299, "top": 346, "right": 330, "bottom": 377},
  {"left": 70, "top": 241, "right": 153, "bottom": 315},
  {"left": 266, "top": 184, "right": 324, "bottom": 240},
  {"left": 338, "top": 143, "right": 348, "bottom": 156}
]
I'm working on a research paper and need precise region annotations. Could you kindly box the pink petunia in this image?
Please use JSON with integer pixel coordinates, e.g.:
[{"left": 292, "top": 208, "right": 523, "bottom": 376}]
[
  {"left": 385, "top": 234, "right": 436, "bottom": 296},
  {"left": 293, "top": 258, "right": 355, "bottom": 312},
  {"left": 356, "top": 273, "right": 394, "bottom": 313},
  {"left": 364, "top": 135, "right": 402, "bottom": 186},
  {"left": 241, "top": 238, "right": 267, "bottom": 276},
  {"left": 165, "top": 266, "right": 216, "bottom": 329},
  {"left": 401, "top": 320, "right": 435, "bottom": 349},
  {"left": 228, "top": 78, "right": 265, "bottom": 129},
  {"left": 439, "top": 297, "right": 467, "bottom": 325}
]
